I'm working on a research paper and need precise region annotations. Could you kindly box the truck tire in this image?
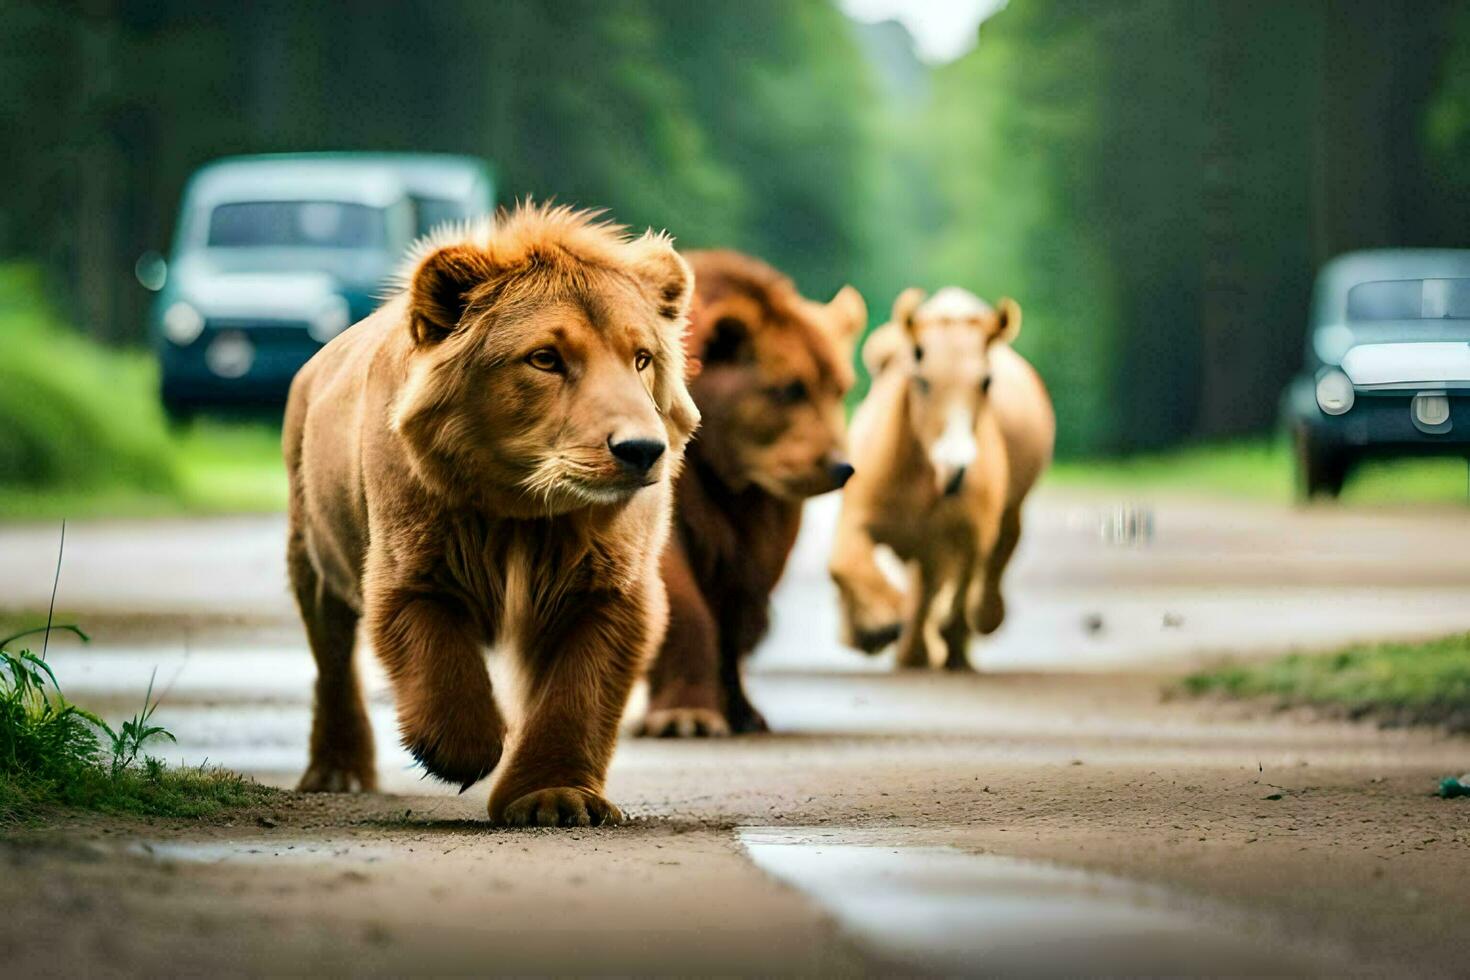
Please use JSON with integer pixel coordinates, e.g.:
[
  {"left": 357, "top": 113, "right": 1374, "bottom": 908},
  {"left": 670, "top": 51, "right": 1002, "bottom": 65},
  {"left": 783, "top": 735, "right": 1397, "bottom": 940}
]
[
  {"left": 162, "top": 393, "right": 197, "bottom": 428},
  {"left": 1294, "top": 426, "right": 1350, "bottom": 500}
]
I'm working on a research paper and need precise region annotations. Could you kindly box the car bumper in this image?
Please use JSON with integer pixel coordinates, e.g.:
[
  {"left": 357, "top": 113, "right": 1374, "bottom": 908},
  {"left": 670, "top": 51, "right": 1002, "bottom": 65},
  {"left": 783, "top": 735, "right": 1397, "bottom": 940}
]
[
  {"left": 1299, "top": 392, "right": 1470, "bottom": 450},
  {"left": 158, "top": 322, "right": 323, "bottom": 408}
]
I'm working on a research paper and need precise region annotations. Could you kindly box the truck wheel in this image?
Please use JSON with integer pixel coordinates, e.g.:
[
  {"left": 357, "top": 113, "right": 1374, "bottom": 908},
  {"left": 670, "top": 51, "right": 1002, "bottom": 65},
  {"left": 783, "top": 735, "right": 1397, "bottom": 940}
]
[
  {"left": 1294, "top": 427, "right": 1350, "bottom": 500},
  {"left": 162, "top": 395, "right": 197, "bottom": 428}
]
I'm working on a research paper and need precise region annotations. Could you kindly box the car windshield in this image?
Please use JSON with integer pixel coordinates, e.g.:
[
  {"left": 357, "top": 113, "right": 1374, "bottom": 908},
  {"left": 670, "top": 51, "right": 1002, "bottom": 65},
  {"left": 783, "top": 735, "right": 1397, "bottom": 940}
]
[
  {"left": 207, "top": 201, "right": 387, "bottom": 249},
  {"left": 1346, "top": 278, "right": 1470, "bottom": 321},
  {"left": 410, "top": 195, "right": 471, "bottom": 236}
]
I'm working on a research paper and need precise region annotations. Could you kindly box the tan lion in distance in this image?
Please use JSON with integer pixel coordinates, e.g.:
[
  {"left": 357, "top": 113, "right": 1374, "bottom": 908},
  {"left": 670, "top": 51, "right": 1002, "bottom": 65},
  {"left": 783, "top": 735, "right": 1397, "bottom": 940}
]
[
  {"left": 830, "top": 286, "right": 1054, "bottom": 669},
  {"left": 283, "top": 204, "right": 699, "bottom": 826}
]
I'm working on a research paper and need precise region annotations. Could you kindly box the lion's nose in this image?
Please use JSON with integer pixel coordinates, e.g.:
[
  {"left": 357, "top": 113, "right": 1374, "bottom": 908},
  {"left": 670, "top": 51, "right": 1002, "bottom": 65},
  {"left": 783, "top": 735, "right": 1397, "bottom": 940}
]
[
  {"left": 828, "top": 461, "right": 855, "bottom": 488},
  {"left": 943, "top": 466, "right": 967, "bottom": 497},
  {"left": 609, "top": 437, "right": 666, "bottom": 476}
]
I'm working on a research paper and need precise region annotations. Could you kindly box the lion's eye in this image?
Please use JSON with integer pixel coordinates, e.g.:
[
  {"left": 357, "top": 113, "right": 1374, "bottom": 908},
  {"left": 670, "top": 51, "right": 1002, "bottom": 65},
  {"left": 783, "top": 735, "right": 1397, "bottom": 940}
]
[
  {"left": 768, "top": 380, "right": 807, "bottom": 405},
  {"left": 635, "top": 350, "right": 653, "bottom": 372},
  {"left": 527, "top": 348, "right": 563, "bottom": 372},
  {"left": 980, "top": 375, "right": 993, "bottom": 395}
]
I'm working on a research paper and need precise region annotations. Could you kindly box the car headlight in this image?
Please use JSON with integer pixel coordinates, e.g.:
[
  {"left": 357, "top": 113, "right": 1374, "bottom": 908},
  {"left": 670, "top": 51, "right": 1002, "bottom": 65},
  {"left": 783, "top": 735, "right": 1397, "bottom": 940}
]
[
  {"left": 1315, "top": 368, "right": 1355, "bottom": 416},
  {"left": 162, "top": 301, "right": 204, "bottom": 346},
  {"left": 308, "top": 296, "right": 351, "bottom": 343}
]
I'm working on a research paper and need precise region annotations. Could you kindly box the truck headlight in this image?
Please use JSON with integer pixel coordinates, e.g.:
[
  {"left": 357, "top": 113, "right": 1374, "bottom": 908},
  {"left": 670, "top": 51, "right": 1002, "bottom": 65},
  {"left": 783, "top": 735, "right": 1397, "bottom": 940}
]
[
  {"left": 1413, "top": 391, "right": 1450, "bottom": 428},
  {"left": 1315, "top": 369, "right": 1354, "bottom": 416},
  {"left": 308, "top": 296, "right": 351, "bottom": 343},
  {"left": 162, "top": 301, "right": 204, "bottom": 346}
]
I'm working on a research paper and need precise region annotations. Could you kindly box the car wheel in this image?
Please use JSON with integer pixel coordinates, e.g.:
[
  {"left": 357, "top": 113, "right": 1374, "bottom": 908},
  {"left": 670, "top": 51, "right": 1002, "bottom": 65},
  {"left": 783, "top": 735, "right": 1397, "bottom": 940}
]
[
  {"left": 1294, "top": 426, "right": 1350, "bottom": 500},
  {"left": 162, "top": 395, "right": 197, "bottom": 428}
]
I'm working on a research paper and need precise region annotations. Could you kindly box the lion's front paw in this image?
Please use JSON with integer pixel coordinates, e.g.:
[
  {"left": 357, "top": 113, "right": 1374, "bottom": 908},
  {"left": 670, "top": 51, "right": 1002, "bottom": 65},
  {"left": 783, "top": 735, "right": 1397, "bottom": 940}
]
[
  {"left": 847, "top": 620, "right": 902, "bottom": 654},
  {"left": 496, "top": 787, "right": 625, "bottom": 828},
  {"left": 405, "top": 728, "right": 504, "bottom": 793},
  {"left": 726, "top": 700, "right": 769, "bottom": 735},
  {"left": 971, "top": 587, "right": 1006, "bottom": 635},
  {"left": 837, "top": 584, "right": 904, "bottom": 655},
  {"left": 298, "top": 761, "right": 377, "bottom": 793},
  {"left": 636, "top": 707, "right": 731, "bottom": 738}
]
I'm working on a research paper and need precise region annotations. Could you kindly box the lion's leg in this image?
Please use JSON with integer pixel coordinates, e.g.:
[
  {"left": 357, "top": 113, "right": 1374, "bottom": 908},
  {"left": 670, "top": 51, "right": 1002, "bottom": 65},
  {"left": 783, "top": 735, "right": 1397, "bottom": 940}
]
[
  {"left": 639, "top": 544, "right": 729, "bottom": 738},
  {"left": 969, "top": 505, "right": 1018, "bottom": 636},
  {"left": 941, "top": 557, "right": 977, "bottom": 673},
  {"left": 894, "top": 560, "right": 940, "bottom": 670},
  {"left": 292, "top": 537, "right": 376, "bottom": 793},
  {"left": 718, "top": 596, "right": 770, "bottom": 735},
  {"left": 829, "top": 504, "right": 904, "bottom": 654},
  {"left": 367, "top": 589, "right": 505, "bottom": 791},
  {"left": 489, "top": 594, "right": 648, "bottom": 827}
]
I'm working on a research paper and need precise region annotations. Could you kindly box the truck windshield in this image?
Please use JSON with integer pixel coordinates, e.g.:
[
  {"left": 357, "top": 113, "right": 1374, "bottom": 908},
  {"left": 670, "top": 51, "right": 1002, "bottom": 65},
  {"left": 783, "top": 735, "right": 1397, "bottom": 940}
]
[
  {"left": 410, "top": 196, "right": 471, "bottom": 236},
  {"left": 1346, "top": 278, "right": 1470, "bottom": 321},
  {"left": 207, "top": 201, "right": 387, "bottom": 249}
]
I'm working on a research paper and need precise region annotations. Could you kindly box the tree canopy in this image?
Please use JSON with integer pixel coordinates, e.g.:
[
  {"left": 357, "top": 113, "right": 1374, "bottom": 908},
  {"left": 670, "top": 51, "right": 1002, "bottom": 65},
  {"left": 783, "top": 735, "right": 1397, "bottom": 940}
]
[{"left": 4, "top": 0, "right": 1470, "bottom": 456}]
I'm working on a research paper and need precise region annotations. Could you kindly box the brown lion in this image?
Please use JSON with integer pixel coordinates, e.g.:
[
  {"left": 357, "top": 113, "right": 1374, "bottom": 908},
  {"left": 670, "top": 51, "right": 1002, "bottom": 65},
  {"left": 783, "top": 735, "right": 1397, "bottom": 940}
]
[
  {"left": 283, "top": 204, "right": 699, "bottom": 826},
  {"left": 638, "top": 250, "right": 864, "bottom": 736}
]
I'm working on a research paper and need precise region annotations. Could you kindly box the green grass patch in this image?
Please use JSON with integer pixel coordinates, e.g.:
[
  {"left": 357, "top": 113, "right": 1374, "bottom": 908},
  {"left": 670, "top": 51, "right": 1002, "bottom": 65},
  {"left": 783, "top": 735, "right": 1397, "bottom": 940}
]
[
  {"left": 1050, "top": 439, "right": 1468, "bottom": 505},
  {"left": 0, "top": 264, "right": 286, "bottom": 519},
  {"left": 0, "top": 624, "right": 275, "bottom": 824},
  {"left": 1182, "top": 633, "right": 1470, "bottom": 731}
]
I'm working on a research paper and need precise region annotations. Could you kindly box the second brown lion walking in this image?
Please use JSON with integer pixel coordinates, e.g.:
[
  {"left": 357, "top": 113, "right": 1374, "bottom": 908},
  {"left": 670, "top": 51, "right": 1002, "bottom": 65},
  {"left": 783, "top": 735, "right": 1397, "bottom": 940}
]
[{"left": 638, "top": 251, "right": 866, "bottom": 737}]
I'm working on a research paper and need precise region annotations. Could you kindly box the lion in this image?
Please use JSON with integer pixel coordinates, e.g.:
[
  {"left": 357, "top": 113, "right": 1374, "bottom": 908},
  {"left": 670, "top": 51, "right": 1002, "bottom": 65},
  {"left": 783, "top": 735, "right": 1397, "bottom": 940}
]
[
  {"left": 283, "top": 204, "right": 699, "bottom": 826},
  {"left": 637, "top": 250, "right": 865, "bottom": 737},
  {"left": 829, "top": 286, "right": 1054, "bottom": 669}
]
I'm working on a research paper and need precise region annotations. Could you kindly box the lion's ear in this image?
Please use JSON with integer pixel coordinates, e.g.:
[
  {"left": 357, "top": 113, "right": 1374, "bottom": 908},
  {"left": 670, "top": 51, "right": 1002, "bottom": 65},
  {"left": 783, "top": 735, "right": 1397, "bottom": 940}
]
[
  {"left": 662, "top": 373, "right": 701, "bottom": 452},
  {"left": 992, "top": 297, "right": 1022, "bottom": 344},
  {"left": 629, "top": 232, "right": 694, "bottom": 322},
  {"left": 701, "top": 314, "right": 753, "bottom": 365},
  {"left": 409, "top": 245, "right": 494, "bottom": 346},
  {"left": 825, "top": 285, "right": 867, "bottom": 355},
  {"left": 861, "top": 321, "right": 908, "bottom": 377},
  {"left": 892, "top": 287, "right": 927, "bottom": 341}
]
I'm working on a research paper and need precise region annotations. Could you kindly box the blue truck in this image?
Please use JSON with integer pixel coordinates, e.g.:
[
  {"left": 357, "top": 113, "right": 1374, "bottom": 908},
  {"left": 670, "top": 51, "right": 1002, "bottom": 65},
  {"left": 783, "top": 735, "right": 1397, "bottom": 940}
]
[
  {"left": 142, "top": 153, "right": 494, "bottom": 420},
  {"left": 1282, "top": 249, "right": 1470, "bottom": 498}
]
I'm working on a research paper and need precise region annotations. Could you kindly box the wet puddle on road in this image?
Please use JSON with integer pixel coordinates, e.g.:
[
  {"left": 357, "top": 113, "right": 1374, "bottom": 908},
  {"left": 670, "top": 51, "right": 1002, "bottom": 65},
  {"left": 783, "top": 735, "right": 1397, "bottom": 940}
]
[
  {"left": 740, "top": 827, "right": 1337, "bottom": 976},
  {"left": 130, "top": 839, "right": 399, "bottom": 865}
]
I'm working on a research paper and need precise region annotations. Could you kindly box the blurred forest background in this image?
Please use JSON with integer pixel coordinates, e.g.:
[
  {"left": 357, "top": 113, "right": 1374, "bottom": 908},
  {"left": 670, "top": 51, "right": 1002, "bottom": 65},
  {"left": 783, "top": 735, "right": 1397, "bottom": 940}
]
[{"left": 2, "top": 0, "right": 1470, "bottom": 495}]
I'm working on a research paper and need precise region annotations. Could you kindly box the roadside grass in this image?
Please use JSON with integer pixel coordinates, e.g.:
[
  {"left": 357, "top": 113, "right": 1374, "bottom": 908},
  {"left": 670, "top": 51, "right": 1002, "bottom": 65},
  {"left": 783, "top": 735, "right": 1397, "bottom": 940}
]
[
  {"left": 1049, "top": 439, "right": 1468, "bottom": 505},
  {"left": 0, "top": 263, "right": 286, "bottom": 520},
  {"left": 0, "top": 624, "right": 275, "bottom": 825},
  {"left": 1182, "top": 633, "right": 1470, "bottom": 731},
  {"left": 0, "top": 420, "right": 286, "bottom": 520}
]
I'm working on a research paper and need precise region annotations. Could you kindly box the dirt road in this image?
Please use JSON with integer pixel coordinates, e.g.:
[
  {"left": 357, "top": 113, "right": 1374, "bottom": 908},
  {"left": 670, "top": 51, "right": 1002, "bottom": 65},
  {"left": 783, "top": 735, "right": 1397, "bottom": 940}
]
[{"left": 2, "top": 490, "right": 1469, "bottom": 975}]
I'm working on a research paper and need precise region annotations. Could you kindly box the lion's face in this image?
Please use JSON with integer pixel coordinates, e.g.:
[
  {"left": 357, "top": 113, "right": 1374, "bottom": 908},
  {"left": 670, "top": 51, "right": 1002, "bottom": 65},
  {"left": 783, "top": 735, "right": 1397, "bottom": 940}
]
[
  {"left": 392, "top": 216, "right": 699, "bottom": 516},
  {"left": 690, "top": 279, "right": 865, "bottom": 500},
  {"left": 894, "top": 287, "right": 1020, "bottom": 497}
]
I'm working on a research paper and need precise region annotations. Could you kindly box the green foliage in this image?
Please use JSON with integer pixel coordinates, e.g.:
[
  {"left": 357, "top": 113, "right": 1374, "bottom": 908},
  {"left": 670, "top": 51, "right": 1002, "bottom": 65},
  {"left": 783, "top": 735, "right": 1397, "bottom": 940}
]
[
  {"left": 1049, "top": 440, "right": 1468, "bottom": 505},
  {"left": 99, "top": 669, "right": 175, "bottom": 776},
  {"left": 0, "top": 0, "right": 884, "bottom": 350},
  {"left": 0, "top": 625, "right": 271, "bottom": 824},
  {"left": 0, "top": 265, "right": 176, "bottom": 493},
  {"left": 0, "top": 262, "right": 286, "bottom": 518},
  {"left": 922, "top": 6, "right": 1125, "bottom": 454},
  {"left": 1183, "top": 634, "right": 1470, "bottom": 728},
  {"left": 6, "top": 1, "right": 1470, "bottom": 467},
  {"left": 922, "top": 0, "right": 1470, "bottom": 455}
]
